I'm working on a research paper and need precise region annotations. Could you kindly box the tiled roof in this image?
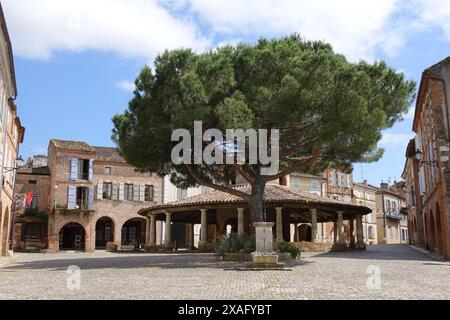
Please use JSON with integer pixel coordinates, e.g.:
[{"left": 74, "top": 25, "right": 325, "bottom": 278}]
[
  {"left": 93, "top": 146, "right": 126, "bottom": 163},
  {"left": 290, "top": 172, "right": 326, "bottom": 180},
  {"left": 50, "top": 139, "right": 95, "bottom": 152},
  {"left": 139, "top": 184, "right": 370, "bottom": 215},
  {"left": 17, "top": 166, "right": 50, "bottom": 175}
]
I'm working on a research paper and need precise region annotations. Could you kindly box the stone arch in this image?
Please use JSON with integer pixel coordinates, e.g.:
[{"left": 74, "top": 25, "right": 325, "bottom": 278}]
[
  {"left": 95, "top": 216, "right": 115, "bottom": 249},
  {"left": 59, "top": 222, "right": 86, "bottom": 251},
  {"left": 1, "top": 206, "right": 10, "bottom": 256},
  {"left": 121, "top": 217, "right": 146, "bottom": 248},
  {"left": 298, "top": 223, "right": 312, "bottom": 242},
  {"left": 435, "top": 202, "right": 443, "bottom": 254}
]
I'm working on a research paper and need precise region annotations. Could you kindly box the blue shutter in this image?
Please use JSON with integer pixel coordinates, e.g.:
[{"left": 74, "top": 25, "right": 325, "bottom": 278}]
[
  {"left": 88, "top": 159, "right": 94, "bottom": 181},
  {"left": 67, "top": 186, "right": 76, "bottom": 209},
  {"left": 70, "top": 158, "right": 78, "bottom": 181},
  {"left": 88, "top": 186, "right": 94, "bottom": 210}
]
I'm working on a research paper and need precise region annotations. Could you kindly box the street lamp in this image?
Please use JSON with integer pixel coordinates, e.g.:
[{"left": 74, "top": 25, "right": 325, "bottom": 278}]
[
  {"left": 414, "top": 149, "right": 438, "bottom": 167},
  {"left": 4, "top": 155, "right": 24, "bottom": 173}
]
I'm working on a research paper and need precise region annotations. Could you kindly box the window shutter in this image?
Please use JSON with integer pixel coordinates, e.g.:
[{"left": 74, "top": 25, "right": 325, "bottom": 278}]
[
  {"left": 70, "top": 158, "right": 78, "bottom": 181},
  {"left": 88, "top": 159, "right": 94, "bottom": 181},
  {"left": 67, "top": 186, "right": 76, "bottom": 209},
  {"left": 133, "top": 184, "right": 139, "bottom": 201},
  {"left": 139, "top": 185, "right": 145, "bottom": 201},
  {"left": 119, "top": 183, "right": 124, "bottom": 201},
  {"left": 88, "top": 186, "right": 94, "bottom": 210},
  {"left": 97, "top": 180, "right": 103, "bottom": 200},
  {"left": 154, "top": 185, "right": 160, "bottom": 203}
]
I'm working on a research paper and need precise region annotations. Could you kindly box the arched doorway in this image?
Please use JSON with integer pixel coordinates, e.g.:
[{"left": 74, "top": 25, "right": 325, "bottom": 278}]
[
  {"left": 298, "top": 224, "right": 312, "bottom": 242},
  {"left": 95, "top": 217, "right": 114, "bottom": 249},
  {"left": 59, "top": 223, "right": 85, "bottom": 250},
  {"left": 435, "top": 203, "right": 443, "bottom": 254},
  {"left": 428, "top": 210, "right": 436, "bottom": 251},
  {"left": 223, "top": 218, "right": 237, "bottom": 237},
  {"left": 121, "top": 218, "right": 146, "bottom": 249},
  {"left": 1, "top": 207, "right": 9, "bottom": 256}
]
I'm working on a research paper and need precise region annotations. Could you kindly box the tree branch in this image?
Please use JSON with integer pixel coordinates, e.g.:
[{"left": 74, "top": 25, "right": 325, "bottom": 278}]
[
  {"left": 264, "top": 142, "right": 323, "bottom": 182},
  {"left": 184, "top": 164, "right": 251, "bottom": 200},
  {"left": 233, "top": 164, "right": 255, "bottom": 185}
]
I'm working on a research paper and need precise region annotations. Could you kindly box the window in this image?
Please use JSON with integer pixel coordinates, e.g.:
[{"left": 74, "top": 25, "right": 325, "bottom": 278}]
[
  {"left": 368, "top": 226, "right": 375, "bottom": 239},
  {"left": 102, "top": 182, "right": 112, "bottom": 200},
  {"left": 22, "top": 223, "right": 43, "bottom": 240},
  {"left": 78, "top": 159, "right": 90, "bottom": 180},
  {"left": 177, "top": 188, "right": 188, "bottom": 200},
  {"left": 124, "top": 184, "right": 134, "bottom": 201},
  {"left": 310, "top": 181, "right": 320, "bottom": 191},
  {"left": 104, "top": 166, "right": 111, "bottom": 175},
  {"left": 145, "top": 185, "right": 154, "bottom": 202},
  {"left": 291, "top": 179, "right": 300, "bottom": 189},
  {"left": 28, "top": 180, "right": 37, "bottom": 185},
  {"left": 76, "top": 187, "right": 89, "bottom": 210}
]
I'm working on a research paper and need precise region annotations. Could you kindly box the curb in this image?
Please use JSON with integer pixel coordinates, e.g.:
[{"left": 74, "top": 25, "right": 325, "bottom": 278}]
[{"left": 408, "top": 244, "right": 447, "bottom": 262}]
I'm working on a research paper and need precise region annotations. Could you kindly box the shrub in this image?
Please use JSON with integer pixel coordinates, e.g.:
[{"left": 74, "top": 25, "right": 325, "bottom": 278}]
[
  {"left": 216, "top": 233, "right": 255, "bottom": 254},
  {"left": 276, "top": 241, "right": 301, "bottom": 258}
]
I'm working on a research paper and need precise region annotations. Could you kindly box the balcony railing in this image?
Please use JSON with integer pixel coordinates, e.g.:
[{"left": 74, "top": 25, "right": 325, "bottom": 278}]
[
  {"left": 77, "top": 173, "right": 89, "bottom": 181},
  {"left": 386, "top": 211, "right": 404, "bottom": 220},
  {"left": 76, "top": 200, "right": 89, "bottom": 210}
]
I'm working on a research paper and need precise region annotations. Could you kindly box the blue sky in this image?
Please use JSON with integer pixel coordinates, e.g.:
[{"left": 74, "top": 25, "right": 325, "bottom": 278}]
[{"left": 3, "top": 0, "right": 450, "bottom": 186}]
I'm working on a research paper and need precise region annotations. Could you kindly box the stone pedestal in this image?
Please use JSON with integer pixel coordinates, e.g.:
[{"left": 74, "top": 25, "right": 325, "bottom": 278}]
[{"left": 253, "top": 222, "right": 274, "bottom": 253}]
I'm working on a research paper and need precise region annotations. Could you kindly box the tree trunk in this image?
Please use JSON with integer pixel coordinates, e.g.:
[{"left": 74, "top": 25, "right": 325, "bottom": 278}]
[{"left": 249, "top": 167, "right": 267, "bottom": 223}]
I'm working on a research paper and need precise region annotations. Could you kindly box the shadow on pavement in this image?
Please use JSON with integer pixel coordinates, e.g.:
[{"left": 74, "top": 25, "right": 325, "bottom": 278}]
[
  {"left": 1, "top": 253, "right": 311, "bottom": 271},
  {"left": 308, "top": 244, "right": 438, "bottom": 262}
]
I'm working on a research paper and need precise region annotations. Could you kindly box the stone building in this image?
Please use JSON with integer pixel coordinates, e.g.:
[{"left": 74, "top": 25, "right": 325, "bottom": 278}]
[
  {"left": 376, "top": 182, "right": 408, "bottom": 244},
  {"left": 13, "top": 139, "right": 163, "bottom": 252},
  {"left": 0, "top": 3, "right": 25, "bottom": 257},
  {"left": 402, "top": 56, "right": 450, "bottom": 259},
  {"left": 353, "top": 181, "right": 379, "bottom": 244}
]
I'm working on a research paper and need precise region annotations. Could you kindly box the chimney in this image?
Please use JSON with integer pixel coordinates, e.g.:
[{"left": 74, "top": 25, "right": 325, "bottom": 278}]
[{"left": 380, "top": 182, "right": 389, "bottom": 190}]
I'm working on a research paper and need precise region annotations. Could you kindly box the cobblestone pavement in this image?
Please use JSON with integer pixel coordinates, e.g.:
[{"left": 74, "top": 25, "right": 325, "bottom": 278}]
[{"left": 1, "top": 244, "right": 449, "bottom": 300}]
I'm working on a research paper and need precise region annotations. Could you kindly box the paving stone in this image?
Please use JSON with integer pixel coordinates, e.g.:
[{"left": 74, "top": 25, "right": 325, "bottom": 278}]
[{"left": 0, "top": 245, "right": 449, "bottom": 299}]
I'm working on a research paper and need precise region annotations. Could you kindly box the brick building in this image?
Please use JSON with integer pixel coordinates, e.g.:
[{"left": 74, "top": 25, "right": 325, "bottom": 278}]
[
  {"left": 13, "top": 139, "right": 163, "bottom": 252},
  {"left": 402, "top": 56, "right": 450, "bottom": 259},
  {"left": 0, "top": 3, "right": 25, "bottom": 257},
  {"left": 353, "top": 181, "right": 378, "bottom": 244},
  {"left": 375, "top": 182, "right": 408, "bottom": 244}
]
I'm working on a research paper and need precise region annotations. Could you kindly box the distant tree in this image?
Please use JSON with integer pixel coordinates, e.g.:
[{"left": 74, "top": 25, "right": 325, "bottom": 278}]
[{"left": 112, "top": 34, "right": 416, "bottom": 223}]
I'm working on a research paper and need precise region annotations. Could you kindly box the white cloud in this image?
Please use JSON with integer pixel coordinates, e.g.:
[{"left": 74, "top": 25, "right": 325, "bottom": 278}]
[
  {"left": 116, "top": 80, "right": 135, "bottom": 92},
  {"left": 417, "top": 0, "right": 450, "bottom": 41},
  {"left": 2, "top": 0, "right": 210, "bottom": 60},
  {"left": 182, "top": 0, "right": 408, "bottom": 61},
  {"left": 379, "top": 133, "right": 413, "bottom": 146}
]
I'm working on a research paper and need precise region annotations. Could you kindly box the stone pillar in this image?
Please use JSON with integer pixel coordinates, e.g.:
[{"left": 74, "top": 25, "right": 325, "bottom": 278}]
[
  {"left": 253, "top": 222, "right": 274, "bottom": 253},
  {"left": 349, "top": 219, "right": 355, "bottom": 247},
  {"left": 310, "top": 208, "right": 318, "bottom": 242},
  {"left": 275, "top": 207, "right": 283, "bottom": 241},
  {"left": 355, "top": 214, "right": 366, "bottom": 249},
  {"left": 199, "top": 209, "right": 208, "bottom": 246},
  {"left": 237, "top": 208, "right": 245, "bottom": 236},
  {"left": 337, "top": 211, "right": 345, "bottom": 244},
  {"left": 163, "top": 212, "right": 172, "bottom": 247},
  {"left": 185, "top": 223, "right": 193, "bottom": 249},
  {"left": 333, "top": 221, "right": 338, "bottom": 243},
  {"left": 149, "top": 214, "right": 156, "bottom": 246},
  {"left": 145, "top": 216, "right": 151, "bottom": 245}
]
